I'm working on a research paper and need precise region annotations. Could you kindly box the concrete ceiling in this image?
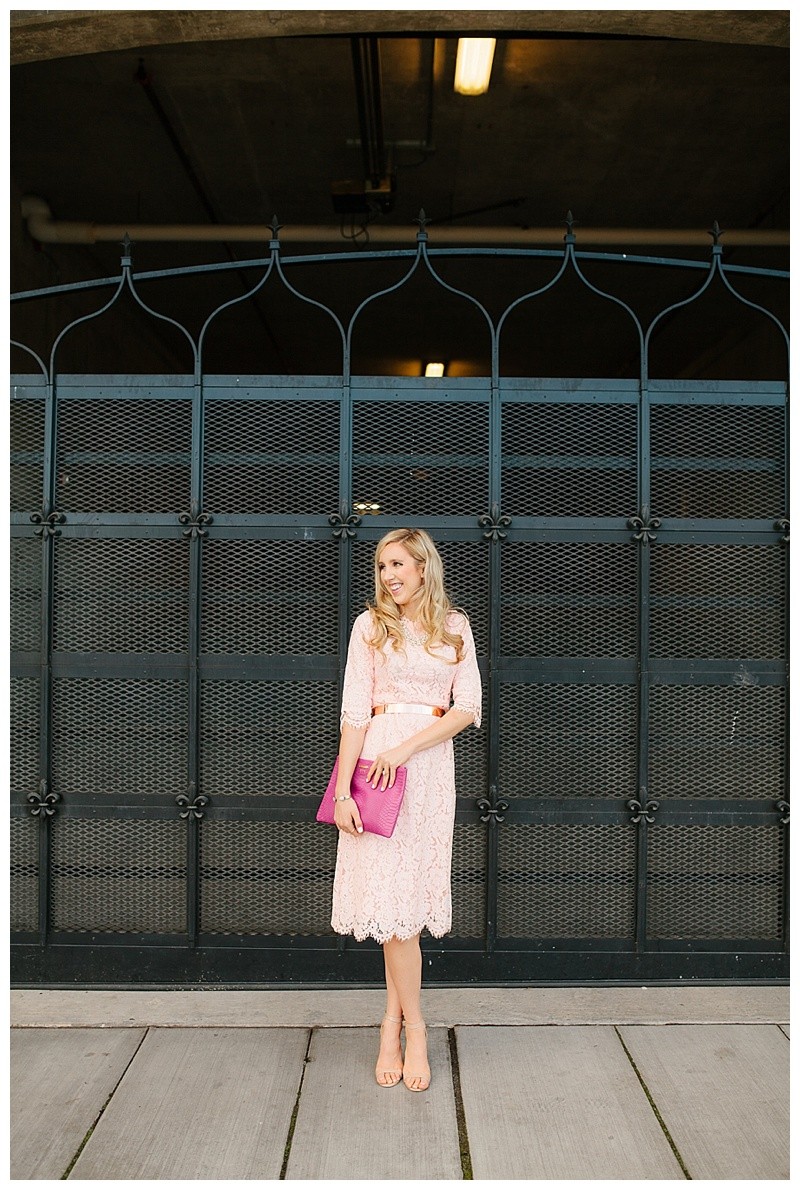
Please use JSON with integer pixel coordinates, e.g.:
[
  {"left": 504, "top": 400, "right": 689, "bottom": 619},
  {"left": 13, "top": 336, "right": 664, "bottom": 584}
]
[{"left": 10, "top": 10, "right": 789, "bottom": 378}]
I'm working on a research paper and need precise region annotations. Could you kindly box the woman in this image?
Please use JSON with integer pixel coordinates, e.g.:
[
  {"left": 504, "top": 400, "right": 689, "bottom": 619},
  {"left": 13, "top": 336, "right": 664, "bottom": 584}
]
[{"left": 331, "top": 528, "right": 482, "bottom": 1091}]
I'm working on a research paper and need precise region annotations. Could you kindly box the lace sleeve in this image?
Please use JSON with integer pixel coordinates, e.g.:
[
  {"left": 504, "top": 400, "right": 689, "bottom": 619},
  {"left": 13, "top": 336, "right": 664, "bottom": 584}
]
[
  {"left": 450, "top": 614, "right": 482, "bottom": 728},
  {"left": 340, "top": 612, "right": 375, "bottom": 730}
]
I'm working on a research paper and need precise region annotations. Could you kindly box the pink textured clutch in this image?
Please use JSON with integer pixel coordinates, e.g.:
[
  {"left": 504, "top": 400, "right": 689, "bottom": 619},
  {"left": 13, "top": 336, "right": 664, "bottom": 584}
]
[{"left": 316, "top": 757, "right": 407, "bottom": 837}]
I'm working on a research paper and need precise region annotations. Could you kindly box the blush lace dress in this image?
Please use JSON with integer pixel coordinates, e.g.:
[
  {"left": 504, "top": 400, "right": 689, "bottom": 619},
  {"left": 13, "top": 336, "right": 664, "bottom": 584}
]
[{"left": 331, "top": 609, "right": 482, "bottom": 943}]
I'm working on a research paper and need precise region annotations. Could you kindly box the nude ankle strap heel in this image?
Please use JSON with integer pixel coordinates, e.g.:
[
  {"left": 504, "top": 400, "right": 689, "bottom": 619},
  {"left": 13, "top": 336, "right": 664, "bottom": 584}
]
[
  {"left": 376, "top": 1014, "right": 404, "bottom": 1088},
  {"left": 402, "top": 1019, "right": 430, "bottom": 1092}
]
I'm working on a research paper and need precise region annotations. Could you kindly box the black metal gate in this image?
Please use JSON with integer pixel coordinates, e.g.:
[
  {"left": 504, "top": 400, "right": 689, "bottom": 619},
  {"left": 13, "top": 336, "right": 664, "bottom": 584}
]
[{"left": 11, "top": 221, "right": 789, "bottom": 985}]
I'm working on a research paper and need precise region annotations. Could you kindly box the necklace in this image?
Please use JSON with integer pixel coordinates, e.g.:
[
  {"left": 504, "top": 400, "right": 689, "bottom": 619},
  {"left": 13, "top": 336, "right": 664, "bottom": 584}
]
[{"left": 400, "top": 617, "right": 427, "bottom": 644}]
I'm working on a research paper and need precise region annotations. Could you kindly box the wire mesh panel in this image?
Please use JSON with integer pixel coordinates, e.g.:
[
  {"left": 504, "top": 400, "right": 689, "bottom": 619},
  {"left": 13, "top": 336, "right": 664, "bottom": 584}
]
[
  {"left": 50, "top": 817, "right": 186, "bottom": 933},
  {"left": 438, "top": 538, "right": 491, "bottom": 656},
  {"left": 53, "top": 538, "right": 190, "bottom": 653},
  {"left": 10, "top": 677, "right": 39, "bottom": 799},
  {"left": 647, "top": 824, "right": 785, "bottom": 940},
  {"left": 650, "top": 543, "right": 786, "bottom": 659},
  {"left": 497, "top": 824, "right": 637, "bottom": 938},
  {"left": 450, "top": 823, "right": 487, "bottom": 939},
  {"left": 10, "top": 538, "right": 41, "bottom": 653},
  {"left": 201, "top": 538, "right": 339, "bottom": 655},
  {"left": 501, "top": 398, "right": 638, "bottom": 517},
  {"left": 499, "top": 684, "right": 637, "bottom": 799},
  {"left": 10, "top": 817, "right": 39, "bottom": 933},
  {"left": 55, "top": 392, "right": 192, "bottom": 512},
  {"left": 651, "top": 401, "right": 785, "bottom": 519},
  {"left": 10, "top": 393, "right": 45, "bottom": 512},
  {"left": 51, "top": 678, "right": 188, "bottom": 798},
  {"left": 501, "top": 541, "right": 637, "bottom": 657},
  {"left": 200, "top": 680, "right": 339, "bottom": 797},
  {"left": 203, "top": 394, "right": 340, "bottom": 514},
  {"left": 649, "top": 683, "right": 786, "bottom": 800},
  {"left": 352, "top": 397, "right": 490, "bottom": 516},
  {"left": 200, "top": 820, "right": 338, "bottom": 935}
]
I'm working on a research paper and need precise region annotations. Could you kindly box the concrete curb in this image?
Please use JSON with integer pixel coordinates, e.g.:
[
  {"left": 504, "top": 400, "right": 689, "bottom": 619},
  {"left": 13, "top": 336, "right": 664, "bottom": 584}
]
[{"left": 11, "top": 983, "right": 789, "bottom": 1028}]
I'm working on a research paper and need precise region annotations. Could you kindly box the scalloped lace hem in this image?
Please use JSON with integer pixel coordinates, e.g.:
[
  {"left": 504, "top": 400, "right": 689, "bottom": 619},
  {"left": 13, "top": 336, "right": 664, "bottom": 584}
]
[
  {"left": 340, "top": 712, "right": 373, "bottom": 730},
  {"left": 453, "top": 701, "right": 482, "bottom": 729},
  {"left": 332, "top": 918, "right": 451, "bottom": 944}
]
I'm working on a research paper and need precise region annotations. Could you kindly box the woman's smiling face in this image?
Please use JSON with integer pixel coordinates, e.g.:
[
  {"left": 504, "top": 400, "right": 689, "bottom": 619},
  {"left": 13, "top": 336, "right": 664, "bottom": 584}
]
[{"left": 378, "top": 541, "right": 424, "bottom": 613}]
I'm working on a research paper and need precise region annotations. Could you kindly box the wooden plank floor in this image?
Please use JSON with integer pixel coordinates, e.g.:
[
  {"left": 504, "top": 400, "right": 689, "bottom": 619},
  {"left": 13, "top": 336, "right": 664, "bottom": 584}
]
[
  {"left": 67, "top": 1027, "right": 309, "bottom": 1180},
  {"left": 456, "top": 1024, "right": 684, "bottom": 1180},
  {"left": 10, "top": 1027, "right": 146, "bottom": 1180},
  {"left": 9, "top": 1016, "right": 790, "bottom": 1181},
  {"left": 618, "top": 1024, "right": 790, "bottom": 1180},
  {"left": 285, "top": 1026, "right": 462, "bottom": 1180}
]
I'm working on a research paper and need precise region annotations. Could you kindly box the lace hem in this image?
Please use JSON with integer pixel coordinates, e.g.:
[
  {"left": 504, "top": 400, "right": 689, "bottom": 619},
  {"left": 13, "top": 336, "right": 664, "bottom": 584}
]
[
  {"left": 332, "top": 916, "right": 451, "bottom": 944},
  {"left": 453, "top": 701, "right": 482, "bottom": 729},
  {"left": 340, "top": 711, "right": 372, "bottom": 730}
]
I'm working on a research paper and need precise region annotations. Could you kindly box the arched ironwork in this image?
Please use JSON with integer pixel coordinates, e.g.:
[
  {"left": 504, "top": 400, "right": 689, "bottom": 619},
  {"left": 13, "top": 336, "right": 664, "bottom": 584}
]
[{"left": 10, "top": 212, "right": 789, "bottom": 986}]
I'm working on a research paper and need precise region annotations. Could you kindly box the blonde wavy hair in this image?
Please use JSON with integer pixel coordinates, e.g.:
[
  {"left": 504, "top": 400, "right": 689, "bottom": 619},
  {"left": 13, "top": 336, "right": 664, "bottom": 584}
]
[{"left": 367, "top": 528, "right": 464, "bottom": 663}]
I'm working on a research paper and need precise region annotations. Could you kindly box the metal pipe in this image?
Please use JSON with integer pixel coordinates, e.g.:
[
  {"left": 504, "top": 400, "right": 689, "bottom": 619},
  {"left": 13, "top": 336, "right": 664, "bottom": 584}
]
[{"left": 21, "top": 197, "right": 788, "bottom": 247}]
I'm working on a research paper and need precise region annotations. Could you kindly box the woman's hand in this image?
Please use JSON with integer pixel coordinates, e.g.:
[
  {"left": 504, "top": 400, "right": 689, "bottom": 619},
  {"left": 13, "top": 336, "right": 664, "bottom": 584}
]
[
  {"left": 367, "top": 744, "right": 412, "bottom": 791},
  {"left": 334, "top": 795, "right": 363, "bottom": 837}
]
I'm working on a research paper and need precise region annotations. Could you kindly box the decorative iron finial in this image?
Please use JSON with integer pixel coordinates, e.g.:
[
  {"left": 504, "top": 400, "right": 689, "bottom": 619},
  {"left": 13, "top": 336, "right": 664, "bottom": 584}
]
[
  {"left": 120, "top": 233, "right": 133, "bottom": 266},
  {"left": 564, "top": 210, "right": 576, "bottom": 243},
  {"left": 415, "top": 209, "right": 430, "bottom": 240},
  {"left": 709, "top": 220, "right": 723, "bottom": 246},
  {"left": 270, "top": 215, "right": 282, "bottom": 238}
]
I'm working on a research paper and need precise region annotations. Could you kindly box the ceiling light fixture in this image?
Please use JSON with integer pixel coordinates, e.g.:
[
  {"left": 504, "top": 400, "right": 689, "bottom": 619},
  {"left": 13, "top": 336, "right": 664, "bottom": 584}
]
[
  {"left": 454, "top": 38, "right": 496, "bottom": 95},
  {"left": 424, "top": 362, "right": 446, "bottom": 377}
]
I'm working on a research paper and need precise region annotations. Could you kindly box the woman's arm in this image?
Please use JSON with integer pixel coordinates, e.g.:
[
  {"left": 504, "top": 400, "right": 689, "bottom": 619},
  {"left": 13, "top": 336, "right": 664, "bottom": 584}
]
[
  {"left": 333, "top": 722, "right": 368, "bottom": 835},
  {"left": 366, "top": 707, "right": 475, "bottom": 790}
]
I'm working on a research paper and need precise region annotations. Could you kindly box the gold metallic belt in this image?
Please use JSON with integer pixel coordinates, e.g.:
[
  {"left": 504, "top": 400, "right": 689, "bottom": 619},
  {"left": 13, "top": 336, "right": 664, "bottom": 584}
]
[{"left": 373, "top": 703, "right": 446, "bottom": 717}]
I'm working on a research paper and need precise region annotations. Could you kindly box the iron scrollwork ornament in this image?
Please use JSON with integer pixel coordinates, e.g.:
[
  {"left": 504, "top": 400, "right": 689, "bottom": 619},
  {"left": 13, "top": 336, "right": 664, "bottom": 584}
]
[
  {"left": 28, "top": 780, "right": 60, "bottom": 817},
  {"left": 176, "top": 789, "right": 210, "bottom": 820},
  {"left": 628, "top": 792, "right": 660, "bottom": 824},
  {"left": 478, "top": 504, "right": 512, "bottom": 542},
  {"left": 179, "top": 508, "right": 213, "bottom": 539},
  {"left": 30, "top": 508, "right": 66, "bottom": 538},
  {"left": 329, "top": 505, "right": 362, "bottom": 540},
  {"left": 477, "top": 786, "right": 510, "bottom": 825},
  {"left": 628, "top": 506, "right": 661, "bottom": 544},
  {"left": 775, "top": 519, "right": 789, "bottom": 544},
  {"left": 776, "top": 799, "right": 789, "bottom": 826}
]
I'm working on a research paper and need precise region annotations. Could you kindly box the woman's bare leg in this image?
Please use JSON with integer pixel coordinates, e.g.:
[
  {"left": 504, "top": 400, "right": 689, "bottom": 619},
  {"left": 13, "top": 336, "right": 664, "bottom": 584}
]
[
  {"left": 383, "top": 934, "right": 430, "bottom": 1090},
  {"left": 375, "top": 947, "right": 404, "bottom": 1086}
]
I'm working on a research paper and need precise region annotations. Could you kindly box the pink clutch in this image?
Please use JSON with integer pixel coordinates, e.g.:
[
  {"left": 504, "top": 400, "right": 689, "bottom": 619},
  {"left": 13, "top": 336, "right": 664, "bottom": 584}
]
[{"left": 316, "top": 757, "right": 407, "bottom": 837}]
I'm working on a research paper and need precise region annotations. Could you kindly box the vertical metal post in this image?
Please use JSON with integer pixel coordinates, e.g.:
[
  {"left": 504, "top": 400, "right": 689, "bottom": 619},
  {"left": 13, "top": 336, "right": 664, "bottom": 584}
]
[
  {"left": 779, "top": 392, "right": 790, "bottom": 957},
  {"left": 484, "top": 334, "right": 504, "bottom": 956},
  {"left": 185, "top": 371, "right": 204, "bottom": 947},
  {"left": 334, "top": 298, "right": 356, "bottom": 960},
  {"left": 632, "top": 345, "right": 655, "bottom": 952},
  {"left": 34, "top": 376, "right": 59, "bottom": 945}
]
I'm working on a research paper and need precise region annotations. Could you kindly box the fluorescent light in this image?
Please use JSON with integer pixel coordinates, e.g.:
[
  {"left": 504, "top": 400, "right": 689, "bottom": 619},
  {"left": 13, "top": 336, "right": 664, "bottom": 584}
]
[
  {"left": 424, "top": 362, "right": 445, "bottom": 377},
  {"left": 454, "top": 38, "right": 496, "bottom": 95}
]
